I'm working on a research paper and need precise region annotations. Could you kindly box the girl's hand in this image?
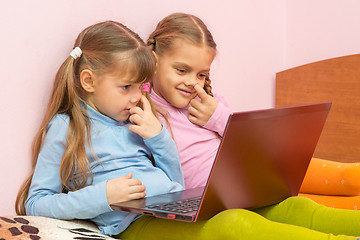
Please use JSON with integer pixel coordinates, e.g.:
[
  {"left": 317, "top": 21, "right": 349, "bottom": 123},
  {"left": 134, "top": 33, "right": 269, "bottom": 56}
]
[
  {"left": 106, "top": 172, "right": 146, "bottom": 205},
  {"left": 188, "top": 84, "right": 218, "bottom": 126},
  {"left": 129, "top": 95, "right": 162, "bottom": 139}
]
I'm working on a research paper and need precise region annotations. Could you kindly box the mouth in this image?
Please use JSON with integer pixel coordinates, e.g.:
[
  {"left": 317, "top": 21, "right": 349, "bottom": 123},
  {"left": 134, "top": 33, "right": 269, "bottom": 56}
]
[{"left": 177, "top": 88, "right": 195, "bottom": 97}]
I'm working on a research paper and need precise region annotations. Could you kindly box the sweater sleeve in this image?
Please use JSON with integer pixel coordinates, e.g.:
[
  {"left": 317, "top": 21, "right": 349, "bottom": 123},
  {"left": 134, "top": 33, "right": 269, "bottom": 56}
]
[
  {"left": 144, "top": 126, "right": 185, "bottom": 189},
  {"left": 25, "top": 115, "right": 112, "bottom": 219},
  {"left": 203, "top": 94, "right": 233, "bottom": 136}
]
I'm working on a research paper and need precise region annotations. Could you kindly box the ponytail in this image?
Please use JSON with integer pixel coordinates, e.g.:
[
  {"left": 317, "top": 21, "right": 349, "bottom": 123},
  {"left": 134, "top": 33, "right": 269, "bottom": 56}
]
[
  {"left": 204, "top": 76, "right": 214, "bottom": 97},
  {"left": 15, "top": 56, "right": 92, "bottom": 215}
]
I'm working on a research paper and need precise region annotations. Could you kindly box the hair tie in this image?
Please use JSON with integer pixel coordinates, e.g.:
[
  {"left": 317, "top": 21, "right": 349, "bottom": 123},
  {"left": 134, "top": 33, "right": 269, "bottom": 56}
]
[
  {"left": 70, "top": 47, "right": 82, "bottom": 59},
  {"left": 142, "top": 82, "right": 151, "bottom": 93},
  {"left": 147, "top": 38, "right": 155, "bottom": 46},
  {"left": 148, "top": 38, "right": 156, "bottom": 51}
]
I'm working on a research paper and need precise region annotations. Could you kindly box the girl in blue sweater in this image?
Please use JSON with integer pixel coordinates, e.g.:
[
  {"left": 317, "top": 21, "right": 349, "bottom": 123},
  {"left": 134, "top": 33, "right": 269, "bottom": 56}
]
[{"left": 15, "top": 20, "right": 184, "bottom": 236}]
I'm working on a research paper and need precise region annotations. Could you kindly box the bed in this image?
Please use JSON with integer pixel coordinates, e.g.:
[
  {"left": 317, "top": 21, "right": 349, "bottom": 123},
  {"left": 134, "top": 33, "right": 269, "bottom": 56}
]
[
  {"left": 1, "top": 54, "right": 359, "bottom": 239},
  {"left": 276, "top": 53, "right": 360, "bottom": 209},
  {"left": 0, "top": 215, "right": 117, "bottom": 239}
]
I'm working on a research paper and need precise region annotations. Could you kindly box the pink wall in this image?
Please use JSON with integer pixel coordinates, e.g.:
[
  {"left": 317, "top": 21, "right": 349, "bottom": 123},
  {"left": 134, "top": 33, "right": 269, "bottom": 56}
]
[
  {"left": 0, "top": 0, "right": 359, "bottom": 216},
  {"left": 284, "top": 0, "right": 360, "bottom": 69}
]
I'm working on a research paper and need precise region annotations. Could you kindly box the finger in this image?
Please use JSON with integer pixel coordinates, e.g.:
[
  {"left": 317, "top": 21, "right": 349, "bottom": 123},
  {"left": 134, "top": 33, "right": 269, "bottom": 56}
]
[
  {"left": 119, "top": 172, "right": 132, "bottom": 180},
  {"left": 194, "top": 84, "right": 208, "bottom": 101},
  {"left": 190, "top": 99, "right": 207, "bottom": 116},
  {"left": 129, "top": 106, "right": 144, "bottom": 116},
  {"left": 140, "top": 95, "right": 151, "bottom": 112},
  {"left": 188, "top": 105, "right": 200, "bottom": 117},
  {"left": 188, "top": 114, "right": 200, "bottom": 125},
  {"left": 129, "top": 191, "right": 147, "bottom": 200},
  {"left": 129, "top": 114, "right": 141, "bottom": 125},
  {"left": 128, "top": 124, "right": 141, "bottom": 134},
  {"left": 127, "top": 178, "right": 143, "bottom": 187},
  {"left": 129, "top": 184, "right": 146, "bottom": 193},
  {"left": 189, "top": 98, "right": 202, "bottom": 109}
]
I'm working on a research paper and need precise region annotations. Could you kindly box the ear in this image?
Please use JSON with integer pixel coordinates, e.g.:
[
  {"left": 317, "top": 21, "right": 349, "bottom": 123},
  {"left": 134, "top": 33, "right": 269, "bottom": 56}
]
[{"left": 80, "top": 69, "right": 95, "bottom": 93}]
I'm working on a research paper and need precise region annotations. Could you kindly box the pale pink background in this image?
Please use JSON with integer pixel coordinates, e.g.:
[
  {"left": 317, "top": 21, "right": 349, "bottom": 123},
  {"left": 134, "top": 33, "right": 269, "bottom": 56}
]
[{"left": 0, "top": 0, "right": 359, "bottom": 216}]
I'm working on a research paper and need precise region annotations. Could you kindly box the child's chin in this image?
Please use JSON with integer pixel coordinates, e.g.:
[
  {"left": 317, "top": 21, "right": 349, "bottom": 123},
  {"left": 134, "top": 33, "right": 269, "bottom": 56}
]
[
  {"left": 112, "top": 114, "right": 129, "bottom": 122},
  {"left": 173, "top": 101, "right": 191, "bottom": 109}
]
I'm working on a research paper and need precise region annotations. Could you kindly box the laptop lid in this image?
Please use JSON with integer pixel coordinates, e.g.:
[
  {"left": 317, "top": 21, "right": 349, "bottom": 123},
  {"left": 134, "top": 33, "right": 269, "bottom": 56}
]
[
  {"left": 197, "top": 101, "right": 331, "bottom": 220},
  {"left": 111, "top": 102, "right": 331, "bottom": 222}
]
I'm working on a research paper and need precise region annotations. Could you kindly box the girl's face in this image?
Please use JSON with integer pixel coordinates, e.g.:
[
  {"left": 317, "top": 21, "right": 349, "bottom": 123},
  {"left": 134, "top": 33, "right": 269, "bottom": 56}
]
[
  {"left": 86, "top": 70, "right": 143, "bottom": 122},
  {"left": 152, "top": 40, "right": 216, "bottom": 109}
]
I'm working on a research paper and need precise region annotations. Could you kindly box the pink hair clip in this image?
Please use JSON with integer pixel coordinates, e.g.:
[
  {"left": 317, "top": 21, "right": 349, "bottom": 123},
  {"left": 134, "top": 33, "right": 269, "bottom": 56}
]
[{"left": 142, "top": 82, "right": 151, "bottom": 93}]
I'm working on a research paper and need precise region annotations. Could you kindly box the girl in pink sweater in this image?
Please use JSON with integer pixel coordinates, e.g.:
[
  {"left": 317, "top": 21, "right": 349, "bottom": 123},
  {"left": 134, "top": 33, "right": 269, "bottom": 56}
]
[{"left": 118, "top": 12, "right": 360, "bottom": 240}]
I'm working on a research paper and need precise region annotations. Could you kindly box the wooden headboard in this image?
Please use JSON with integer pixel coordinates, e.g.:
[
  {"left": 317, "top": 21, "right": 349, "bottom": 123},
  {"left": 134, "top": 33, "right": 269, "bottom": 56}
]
[{"left": 276, "top": 54, "right": 360, "bottom": 163}]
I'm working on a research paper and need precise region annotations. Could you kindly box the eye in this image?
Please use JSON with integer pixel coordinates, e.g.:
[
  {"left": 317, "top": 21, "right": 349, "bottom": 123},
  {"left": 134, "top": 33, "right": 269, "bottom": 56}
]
[
  {"left": 176, "top": 68, "right": 186, "bottom": 74},
  {"left": 121, "top": 85, "right": 131, "bottom": 90},
  {"left": 198, "top": 73, "right": 208, "bottom": 80}
]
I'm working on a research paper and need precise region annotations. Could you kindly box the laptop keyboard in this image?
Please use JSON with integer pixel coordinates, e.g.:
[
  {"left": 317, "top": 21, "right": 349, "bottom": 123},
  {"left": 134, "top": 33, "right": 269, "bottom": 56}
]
[{"left": 147, "top": 198, "right": 201, "bottom": 213}]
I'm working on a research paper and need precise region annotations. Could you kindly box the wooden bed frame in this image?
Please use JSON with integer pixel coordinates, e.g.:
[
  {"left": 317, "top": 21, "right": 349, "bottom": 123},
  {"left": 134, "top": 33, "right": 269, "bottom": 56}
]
[{"left": 276, "top": 54, "right": 360, "bottom": 163}]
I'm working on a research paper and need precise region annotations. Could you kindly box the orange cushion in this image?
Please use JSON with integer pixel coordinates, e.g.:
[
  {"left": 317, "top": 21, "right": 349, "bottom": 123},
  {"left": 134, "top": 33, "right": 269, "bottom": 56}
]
[
  {"left": 300, "top": 158, "right": 360, "bottom": 196},
  {"left": 298, "top": 193, "right": 360, "bottom": 210}
]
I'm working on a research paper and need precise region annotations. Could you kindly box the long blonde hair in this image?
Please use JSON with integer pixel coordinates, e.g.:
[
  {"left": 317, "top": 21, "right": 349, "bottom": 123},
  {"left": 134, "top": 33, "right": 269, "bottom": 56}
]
[
  {"left": 147, "top": 12, "right": 217, "bottom": 96},
  {"left": 15, "top": 21, "right": 155, "bottom": 215}
]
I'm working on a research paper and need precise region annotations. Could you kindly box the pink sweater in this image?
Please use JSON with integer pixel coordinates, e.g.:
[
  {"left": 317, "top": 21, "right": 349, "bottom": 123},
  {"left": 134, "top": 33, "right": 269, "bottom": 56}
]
[{"left": 150, "top": 90, "right": 233, "bottom": 189}]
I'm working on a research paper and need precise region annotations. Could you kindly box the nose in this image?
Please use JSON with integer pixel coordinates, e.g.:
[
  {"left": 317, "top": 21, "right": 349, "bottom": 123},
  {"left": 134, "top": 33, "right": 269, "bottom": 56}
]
[
  {"left": 130, "top": 87, "right": 142, "bottom": 104},
  {"left": 184, "top": 74, "right": 199, "bottom": 87}
]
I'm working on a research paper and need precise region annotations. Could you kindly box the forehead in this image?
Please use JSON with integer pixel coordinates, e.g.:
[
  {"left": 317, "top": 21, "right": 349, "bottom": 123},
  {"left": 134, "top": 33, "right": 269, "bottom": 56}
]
[
  {"left": 163, "top": 40, "right": 216, "bottom": 68},
  {"left": 105, "top": 64, "right": 136, "bottom": 83},
  {"left": 108, "top": 55, "right": 146, "bottom": 83}
]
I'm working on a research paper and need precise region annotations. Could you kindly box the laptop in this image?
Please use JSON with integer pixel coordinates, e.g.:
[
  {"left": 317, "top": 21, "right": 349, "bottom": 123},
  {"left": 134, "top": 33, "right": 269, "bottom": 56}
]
[{"left": 111, "top": 102, "right": 331, "bottom": 222}]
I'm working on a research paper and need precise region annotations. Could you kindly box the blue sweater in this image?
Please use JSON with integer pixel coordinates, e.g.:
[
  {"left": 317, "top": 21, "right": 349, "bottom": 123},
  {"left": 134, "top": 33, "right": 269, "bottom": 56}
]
[{"left": 25, "top": 105, "right": 184, "bottom": 235}]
